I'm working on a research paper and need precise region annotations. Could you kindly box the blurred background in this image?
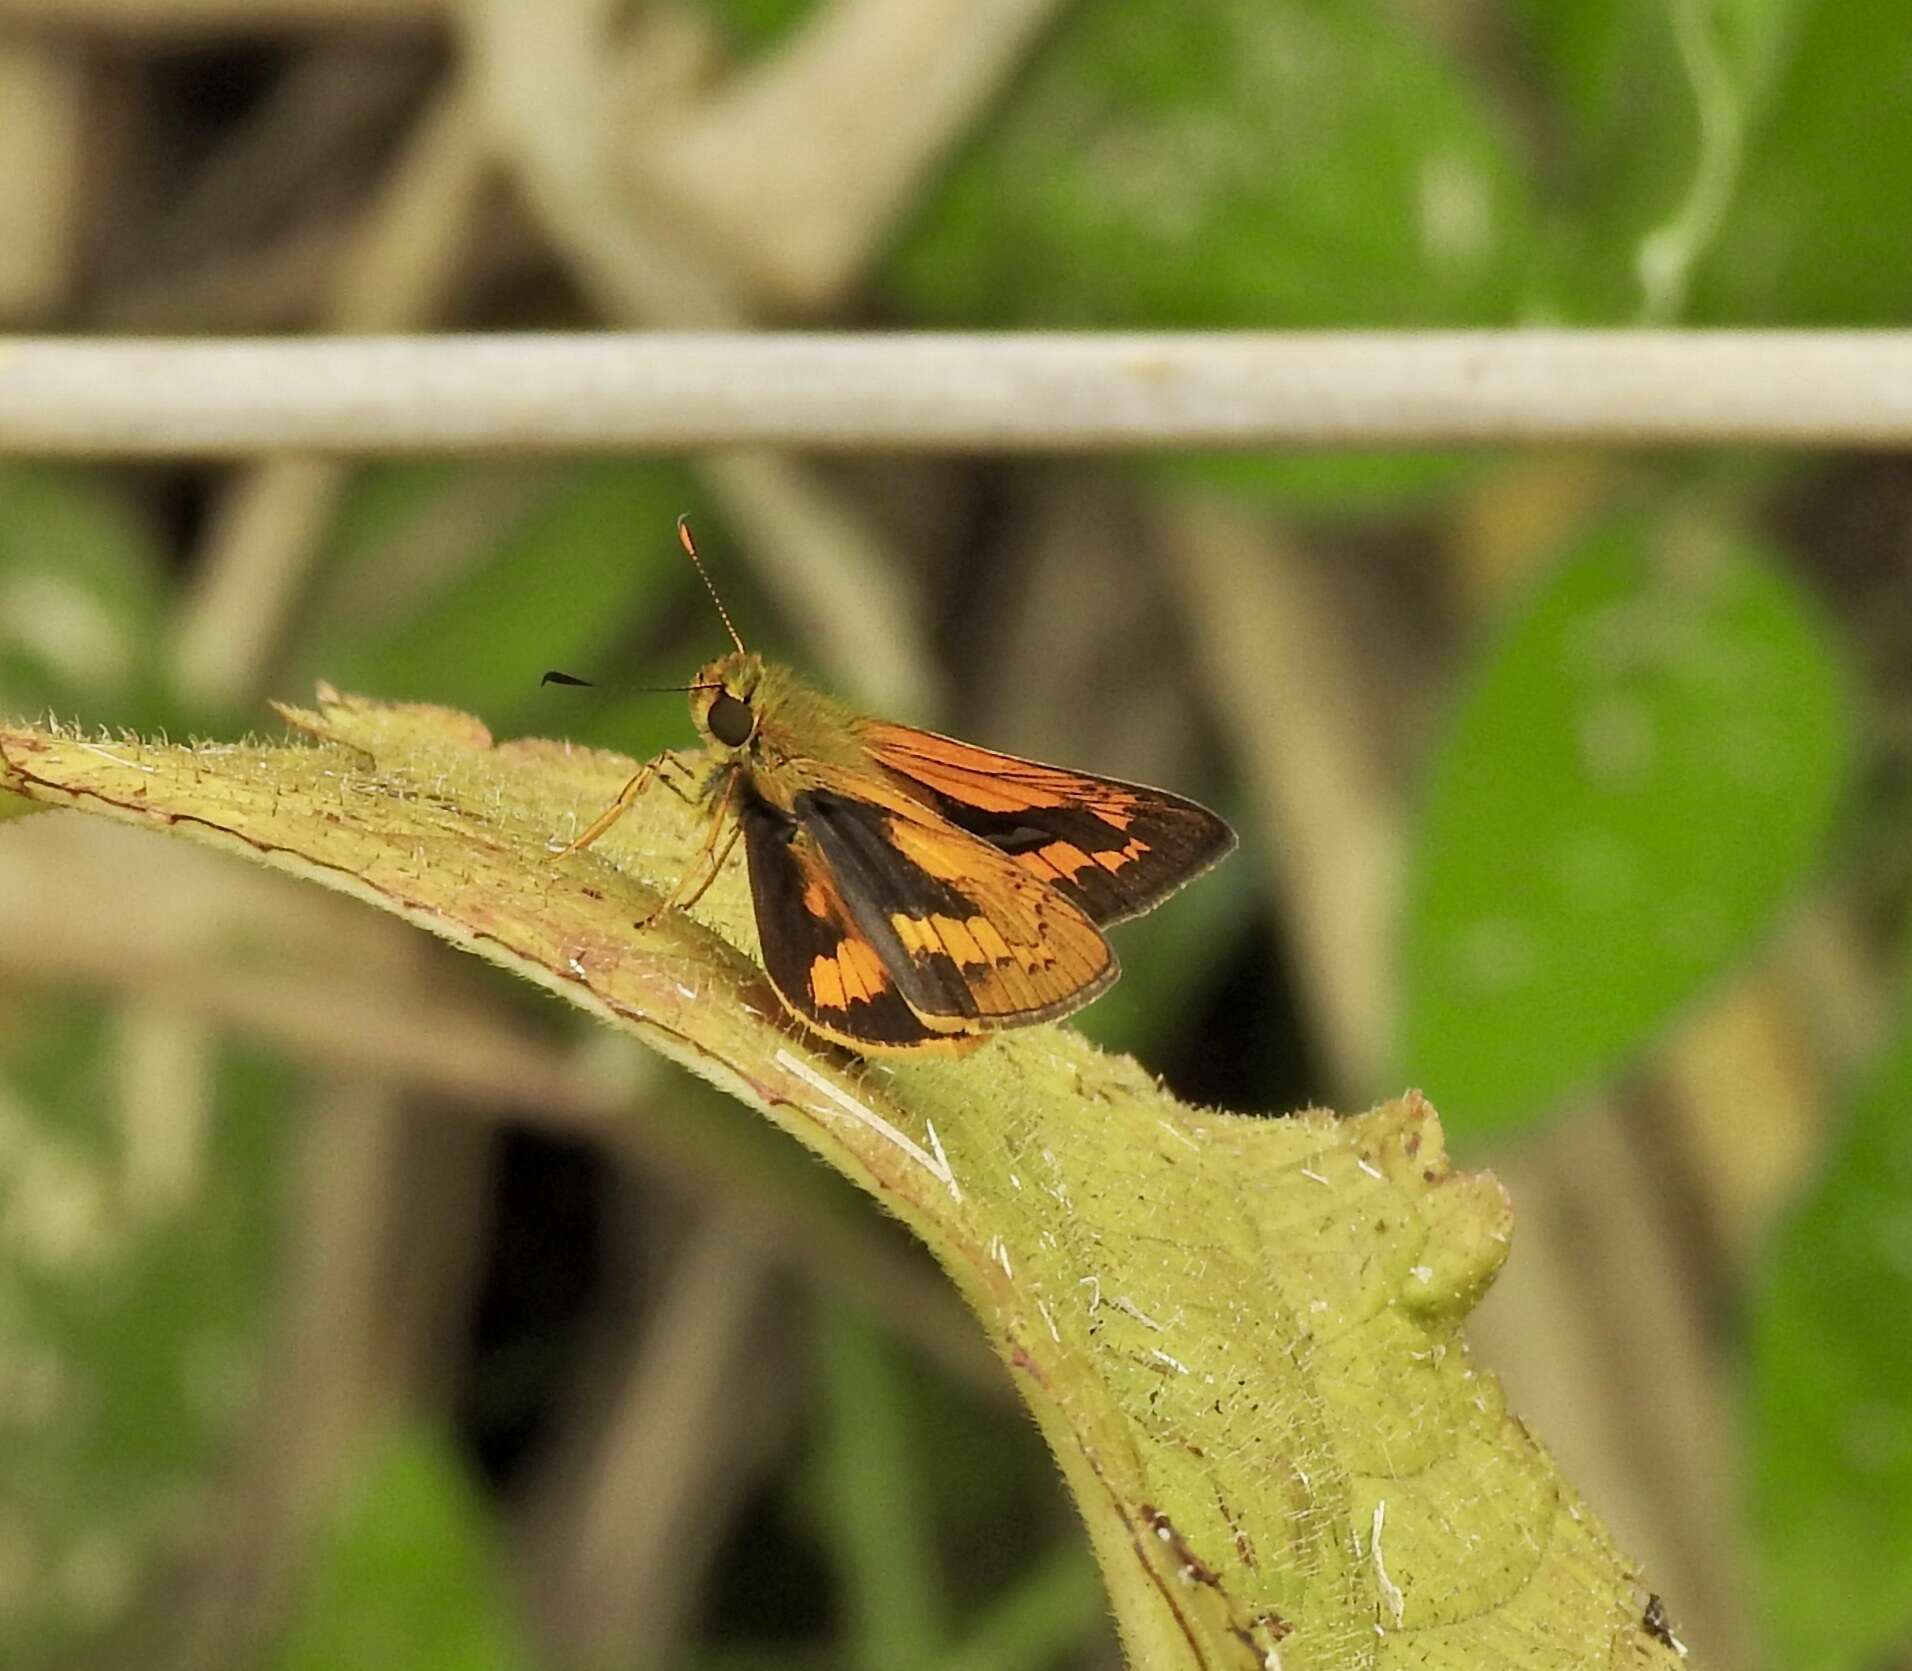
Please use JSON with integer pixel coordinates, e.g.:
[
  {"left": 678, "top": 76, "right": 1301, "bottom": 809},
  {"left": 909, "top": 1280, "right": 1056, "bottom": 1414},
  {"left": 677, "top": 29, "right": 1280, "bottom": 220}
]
[{"left": 0, "top": 1, "right": 1907, "bottom": 1668}]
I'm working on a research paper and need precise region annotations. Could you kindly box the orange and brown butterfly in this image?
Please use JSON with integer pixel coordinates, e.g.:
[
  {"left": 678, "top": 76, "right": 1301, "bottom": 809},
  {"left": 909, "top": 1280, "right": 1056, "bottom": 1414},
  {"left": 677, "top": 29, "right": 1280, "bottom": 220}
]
[{"left": 550, "top": 519, "right": 1235, "bottom": 1053}]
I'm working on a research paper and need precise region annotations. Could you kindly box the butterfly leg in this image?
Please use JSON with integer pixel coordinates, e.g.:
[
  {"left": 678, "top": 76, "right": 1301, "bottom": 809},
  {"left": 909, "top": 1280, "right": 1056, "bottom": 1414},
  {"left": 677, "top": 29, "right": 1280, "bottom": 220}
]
[
  {"left": 641, "top": 819, "right": 745, "bottom": 925},
  {"left": 636, "top": 768, "right": 741, "bottom": 927},
  {"left": 654, "top": 749, "right": 702, "bottom": 804},
  {"left": 559, "top": 757, "right": 662, "bottom": 856}
]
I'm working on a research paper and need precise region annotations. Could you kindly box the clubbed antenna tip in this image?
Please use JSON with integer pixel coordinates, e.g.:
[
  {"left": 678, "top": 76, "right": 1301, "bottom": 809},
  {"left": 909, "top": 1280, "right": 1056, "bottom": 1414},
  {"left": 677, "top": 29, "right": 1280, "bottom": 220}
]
[{"left": 677, "top": 515, "right": 746, "bottom": 657}]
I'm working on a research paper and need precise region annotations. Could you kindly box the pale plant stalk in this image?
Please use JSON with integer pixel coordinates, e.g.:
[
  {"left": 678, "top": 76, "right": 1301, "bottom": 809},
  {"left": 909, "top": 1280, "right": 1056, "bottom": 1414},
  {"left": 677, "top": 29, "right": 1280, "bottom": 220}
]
[{"left": 2, "top": 331, "right": 1909, "bottom": 456}]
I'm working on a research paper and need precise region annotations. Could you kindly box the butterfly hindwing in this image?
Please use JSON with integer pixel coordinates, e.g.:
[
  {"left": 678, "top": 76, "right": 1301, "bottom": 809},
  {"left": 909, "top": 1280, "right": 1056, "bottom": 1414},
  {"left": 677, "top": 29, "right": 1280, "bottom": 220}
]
[
  {"left": 860, "top": 722, "right": 1236, "bottom": 926},
  {"left": 790, "top": 782, "right": 1117, "bottom": 1029},
  {"left": 738, "top": 793, "right": 959, "bottom": 1050}
]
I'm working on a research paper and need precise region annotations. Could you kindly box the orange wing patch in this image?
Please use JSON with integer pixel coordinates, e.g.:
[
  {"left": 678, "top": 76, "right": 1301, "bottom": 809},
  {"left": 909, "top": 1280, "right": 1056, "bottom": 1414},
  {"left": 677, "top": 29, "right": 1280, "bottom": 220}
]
[
  {"left": 863, "top": 723, "right": 1143, "bottom": 828},
  {"left": 891, "top": 909, "right": 1045, "bottom": 974},
  {"left": 808, "top": 932, "right": 888, "bottom": 1011},
  {"left": 1014, "top": 835, "right": 1150, "bottom": 886}
]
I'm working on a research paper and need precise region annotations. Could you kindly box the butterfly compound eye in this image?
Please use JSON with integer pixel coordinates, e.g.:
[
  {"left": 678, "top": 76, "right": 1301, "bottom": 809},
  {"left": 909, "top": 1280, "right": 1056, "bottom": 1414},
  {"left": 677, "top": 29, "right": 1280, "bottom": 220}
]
[{"left": 708, "top": 691, "right": 754, "bottom": 747}]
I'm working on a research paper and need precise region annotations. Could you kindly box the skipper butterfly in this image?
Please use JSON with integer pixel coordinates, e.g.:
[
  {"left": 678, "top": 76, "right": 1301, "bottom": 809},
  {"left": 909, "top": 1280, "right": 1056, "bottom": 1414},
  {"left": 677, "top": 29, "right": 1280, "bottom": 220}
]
[{"left": 552, "top": 520, "right": 1235, "bottom": 1052}]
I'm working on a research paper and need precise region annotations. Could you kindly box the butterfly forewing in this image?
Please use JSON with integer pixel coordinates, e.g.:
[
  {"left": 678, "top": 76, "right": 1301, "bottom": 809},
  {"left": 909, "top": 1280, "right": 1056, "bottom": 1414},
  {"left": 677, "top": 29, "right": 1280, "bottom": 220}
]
[{"left": 861, "top": 722, "right": 1236, "bottom": 926}]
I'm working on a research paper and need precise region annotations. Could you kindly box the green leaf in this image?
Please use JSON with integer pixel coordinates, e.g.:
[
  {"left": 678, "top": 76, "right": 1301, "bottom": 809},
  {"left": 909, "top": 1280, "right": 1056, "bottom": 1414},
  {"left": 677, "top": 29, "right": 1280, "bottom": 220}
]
[
  {"left": 1505, "top": 0, "right": 1801, "bottom": 319},
  {"left": 1697, "top": 0, "right": 1912, "bottom": 322},
  {"left": 893, "top": 0, "right": 1531, "bottom": 328},
  {"left": 1400, "top": 511, "right": 1851, "bottom": 1138},
  {"left": 886, "top": 0, "right": 1533, "bottom": 509},
  {"left": 1502, "top": 0, "right": 1693, "bottom": 317},
  {"left": 1168, "top": 449, "right": 1493, "bottom": 520},
  {"left": 272, "top": 1428, "right": 530, "bottom": 1671},
  {"left": 0, "top": 1006, "right": 288, "bottom": 1670},
  {"left": 1747, "top": 983, "right": 1912, "bottom": 1670},
  {"left": 0, "top": 693, "right": 1692, "bottom": 1668},
  {"left": 0, "top": 464, "right": 165, "bottom": 715}
]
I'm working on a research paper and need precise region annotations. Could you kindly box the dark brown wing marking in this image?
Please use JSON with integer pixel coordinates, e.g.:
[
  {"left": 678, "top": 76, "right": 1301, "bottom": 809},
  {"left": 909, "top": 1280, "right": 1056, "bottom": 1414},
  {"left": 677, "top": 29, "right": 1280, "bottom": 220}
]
[
  {"left": 738, "top": 793, "right": 959, "bottom": 1049},
  {"left": 861, "top": 722, "right": 1236, "bottom": 926}
]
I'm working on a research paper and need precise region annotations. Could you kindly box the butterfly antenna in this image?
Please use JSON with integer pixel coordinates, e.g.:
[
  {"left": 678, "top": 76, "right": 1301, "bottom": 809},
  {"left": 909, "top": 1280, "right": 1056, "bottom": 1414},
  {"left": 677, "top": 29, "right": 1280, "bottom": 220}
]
[
  {"left": 541, "top": 669, "right": 726, "bottom": 696},
  {"left": 677, "top": 515, "right": 746, "bottom": 656}
]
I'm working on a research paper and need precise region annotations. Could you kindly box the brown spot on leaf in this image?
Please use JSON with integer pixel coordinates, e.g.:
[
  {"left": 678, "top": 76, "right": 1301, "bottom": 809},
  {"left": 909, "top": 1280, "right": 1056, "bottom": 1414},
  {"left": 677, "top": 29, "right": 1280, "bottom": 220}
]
[
  {"left": 1215, "top": 1489, "right": 1257, "bottom": 1571},
  {"left": 1142, "top": 1504, "right": 1219, "bottom": 1589}
]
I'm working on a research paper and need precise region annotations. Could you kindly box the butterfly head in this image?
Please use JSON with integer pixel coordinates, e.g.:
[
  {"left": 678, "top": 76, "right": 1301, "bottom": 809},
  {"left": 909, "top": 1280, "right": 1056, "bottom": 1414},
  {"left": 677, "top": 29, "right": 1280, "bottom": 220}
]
[{"left": 690, "top": 650, "right": 764, "bottom": 751}]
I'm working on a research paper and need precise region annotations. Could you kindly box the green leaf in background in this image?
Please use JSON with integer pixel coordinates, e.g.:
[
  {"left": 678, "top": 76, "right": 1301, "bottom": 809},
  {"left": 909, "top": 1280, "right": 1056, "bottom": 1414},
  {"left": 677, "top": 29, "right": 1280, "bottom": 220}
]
[
  {"left": 693, "top": 0, "right": 814, "bottom": 54},
  {"left": 1505, "top": 0, "right": 1801, "bottom": 321},
  {"left": 272, "top": 1428, "right": 530, "bottom": 1671},
  {"left": 1697, "top": 0, "right": 1912, "bottom": 322},
  {"left": 892, "top": 0, "right": 1532, "bottom": 327},
  {"left": 1399, "top": 511, "right": 1851, "bottom": 1139},
  {"left": 1748, "top": 982, "right": 1912, "bottom": 1670},
  {"left": 1498, "top": 2, "right": 1694, "bottom": 318},
  {"left": 0, "top": 465, "right": 165, "bottom": 718},
  {"left": 813, "top": 1304, "right": 946, "bottom": 1670},
  {"left": 885, "top": 0, "right": 1534, "bottom": 510},
  {"left": 0, "top": 1005, "right": 287, "bottom": 1671}
]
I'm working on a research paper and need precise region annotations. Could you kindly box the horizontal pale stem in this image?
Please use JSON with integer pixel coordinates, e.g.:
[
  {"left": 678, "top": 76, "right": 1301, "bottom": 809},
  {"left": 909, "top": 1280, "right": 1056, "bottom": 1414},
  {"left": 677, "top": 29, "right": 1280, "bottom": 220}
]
[{"left": 1, "top": 330, "right": 1908, "bottom": 455}]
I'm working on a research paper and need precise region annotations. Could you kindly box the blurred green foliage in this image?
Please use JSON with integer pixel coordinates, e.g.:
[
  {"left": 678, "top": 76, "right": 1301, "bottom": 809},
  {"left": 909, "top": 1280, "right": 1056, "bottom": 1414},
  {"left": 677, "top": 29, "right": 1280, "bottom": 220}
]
[
  {"left": 0, "top": 466, "right": 166, "bottom": 722},
  {"left": 887, "top": 0, "right": 1534, "bottom": 330},
  {"left": 1749, "top": 976, "right": 1912, "bottom": 1671},
  {"left": 800, "top": 1308, "right": 1106, "bottom": 1671},
  {"left": 1696, "top": 3, "right": 1912, "bottom": 322},
  {"left": 1400, "top": 507, "right": 1852, "bottom": 1137},
  {"left": 884, "top": 0, "right": 1532, "bottom": 508},
  {"left": 270, "top": 1429, "right": 531, "bottom": 1671},
  {"left": 813, "top": 1304, "right": 947, "bottom": 1667},
  {"left": 0, "top": 1003, "right": 287, "bottom": 1668},
  {"left": 299, "top": 459, "right": 707, "bottom": 740}
]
